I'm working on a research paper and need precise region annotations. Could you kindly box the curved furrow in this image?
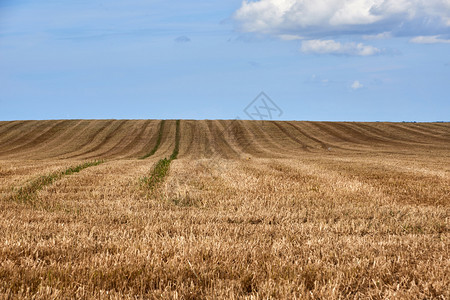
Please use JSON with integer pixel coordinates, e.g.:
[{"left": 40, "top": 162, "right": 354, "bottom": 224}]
[
  {"left": 317, "top": 122, "right": 391, "bottom": 147},
  {"left": 335, "top": 122, "right": 403, "bottom": 146},
  {"left": 0, "top": 120, "right": 84, "bottom": 160},
  {"left": 75, "top": 120, "right": 159, "bottom": 159},
  {"left": 267, "top": 122, "right": 312, "bottom": 152},
  {"left": 307, "top": 122, "right": 371, "bottom": 149},
  {"left": 287, "top": 121, "right": 338, "bottom": 150},
  {"left": 36, "top": 120, "right": 106, "bottom": 159},
  {"left": 78, "top": 120, "right": 142, "bottom": 160},
  {"left": 404, "top": 123, "right": 449, "bottom": 136},
  {"left": 116, "top": 120, "right": 160, "bottom": 159},
  {"left": 0, "top": 120, "right": 67, "bottom": 158},
  {"left": 0, "top": 120, "right": 54, "bottom": 152},
  {"left": 423, "top": 123, "right": 450, "bottom": 139},
  {"left": 178, "top": 120, "right": 196, "bottom": 158},
  {"left": 386, "top": 123, "right": 450, "bottom": 143},
  {"left": 178, "top": 120, "right": 212, "bottom": 159},
  {"left": 356, "top": 122, "right": 433, "bottom": 144},
  {"left": 0, "top": 121, "right": 12, "bottom": 133},
  {"left": 0, "top": 121, "right": 27, "bottom": 139},
  {"left": 29, "top": 120, "right": 93, "bottom": 159},
  {"left": 201, "top": 120, "right": 216, "bottom": 158},
  {"left": 215, "top": 120, "right": 246, "bottom": 157},
  {"left": 283, "top": 121, "right": 335, "bottom": 150},
  {"left": 389, "top": 123, "right": 450, "bottom": 144},
  {"left": 205, "top": 120, "right": 257, "bottom": 158},
  {"left": 64, "top": 120, "right": 129, "bottom": 159},
  {"left": 210, "top": 120, "right": 242, "bottom": 159},
  {"left": 153, "top": 119, "right": 177, "bottom": 159},
  {"left": 245, "top": 121, "right": 302, "bottom": 157},
  {"left": 348, "top": 123, "right": 417, "bottom": 146},
  {"left": 0, "top": 121, "right": 34, "bottom": 146},
  {"left": 52, "top": 120, "right": 117, "bottom": 159},
  {"left": 297, "top": 122, "right": 349, "bottom": 146},
  {"left": 228, "top": 120, "right": 281, "bottom": 158},
  {"left": 205, "top": 120, "right": 240, "bottom": 159},
  {"left": 294, "top": 122, "right": 355, "bottom": 151},
  {"left": 421, "top": 123, "right": 450, "bottom": 136}
]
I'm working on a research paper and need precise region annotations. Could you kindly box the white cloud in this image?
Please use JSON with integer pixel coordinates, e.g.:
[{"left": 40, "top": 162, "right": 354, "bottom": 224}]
[
  {"left": 363, "top": 32, "right": 392, "bottom": 40},
  {"left": 301, "top": 39, "right": 380, "bottom": 56},
  {"left": 410, "top": 35, "right": 450, "bottom": 44},
  {"left": 234, "top": 0, "right": 450, "bottom": 38},
  {"left": 278, "top": 34, "right": 303, "bottom": 41},
  {"left": 351, "top": 80, "right": 364, "bottom": 89}
]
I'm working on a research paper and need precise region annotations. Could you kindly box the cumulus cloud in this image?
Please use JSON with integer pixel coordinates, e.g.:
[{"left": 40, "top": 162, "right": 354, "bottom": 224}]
[
  {"left": 234, "top": 0, "right": 450, "bottom": 47},
  {"left": 351, "top": 80, "right": 364, "bottom": 89},
  {"left": 301, "top": 39, "right": 380, "bottom": 56},
  {"left": 410, "top": 35, "right": 450, "bottom": 44}
]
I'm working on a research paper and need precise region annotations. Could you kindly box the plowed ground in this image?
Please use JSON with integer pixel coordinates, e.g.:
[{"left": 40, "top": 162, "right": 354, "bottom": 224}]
[{"left": 0, "top": 120, "right": 449, "bottom": 299}]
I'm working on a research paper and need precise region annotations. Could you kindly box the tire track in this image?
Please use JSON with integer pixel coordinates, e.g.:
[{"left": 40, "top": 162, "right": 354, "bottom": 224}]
[
  {"left": 142, "top": 120, "right": 180, "bottom": 191},
  {"left": 8, "top": 160, "right": 104, "bottom": 204},
  {"left": 139, "top": 120, "right": 165, "bottom": 159}
]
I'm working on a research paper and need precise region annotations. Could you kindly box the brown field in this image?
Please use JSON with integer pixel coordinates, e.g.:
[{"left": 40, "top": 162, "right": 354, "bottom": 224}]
[{"left": 0, "top": 119, "right": 449, "bottom": 299}]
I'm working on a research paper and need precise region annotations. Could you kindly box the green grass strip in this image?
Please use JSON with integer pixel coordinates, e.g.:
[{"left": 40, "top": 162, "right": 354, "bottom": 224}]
[
  {"left": 170, "top": 119, "right": 180, "bottom": 160},
  {"left": 10, "top": 160, "right": 104, "bottom": 203},
  {"left": 140, "top": 120, "right": 165, "bottom": 159},
  {"left": 142, "top": 120, "right": 180, "bottom": 190}
]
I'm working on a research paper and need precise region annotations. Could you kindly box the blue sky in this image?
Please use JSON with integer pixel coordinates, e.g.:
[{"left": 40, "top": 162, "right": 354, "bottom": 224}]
[{"left": 1, "top": 0, "right": 449, "bottom": 121}]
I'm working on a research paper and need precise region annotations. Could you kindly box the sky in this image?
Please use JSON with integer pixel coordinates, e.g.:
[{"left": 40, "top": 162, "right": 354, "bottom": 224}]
[{"left": 1, "top": 0, "right": 449, "bottom": 122}]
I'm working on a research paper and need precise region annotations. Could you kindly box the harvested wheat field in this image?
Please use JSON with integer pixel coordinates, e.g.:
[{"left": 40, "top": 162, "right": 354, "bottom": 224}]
[{"left": 0, "top": 119, "right": 449, "bottom": 299}]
